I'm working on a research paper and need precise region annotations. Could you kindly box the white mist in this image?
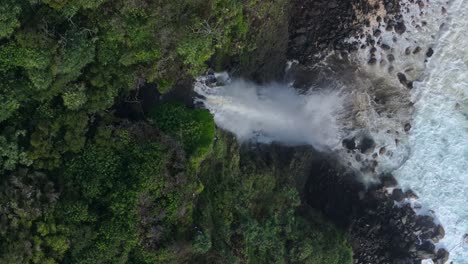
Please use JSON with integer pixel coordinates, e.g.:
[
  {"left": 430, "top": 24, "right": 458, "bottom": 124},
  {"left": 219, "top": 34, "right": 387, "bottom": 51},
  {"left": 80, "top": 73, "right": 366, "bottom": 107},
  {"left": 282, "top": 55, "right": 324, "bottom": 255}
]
[{"left": 195, "top": 76, "right": 345, "bottom": 151}]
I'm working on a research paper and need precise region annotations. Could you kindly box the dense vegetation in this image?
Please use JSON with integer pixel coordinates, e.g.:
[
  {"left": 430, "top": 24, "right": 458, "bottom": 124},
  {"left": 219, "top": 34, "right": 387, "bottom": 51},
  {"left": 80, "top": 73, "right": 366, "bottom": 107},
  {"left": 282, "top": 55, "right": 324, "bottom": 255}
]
[{"left": 0, "top": 1, "right": 352, "bottom": 263}]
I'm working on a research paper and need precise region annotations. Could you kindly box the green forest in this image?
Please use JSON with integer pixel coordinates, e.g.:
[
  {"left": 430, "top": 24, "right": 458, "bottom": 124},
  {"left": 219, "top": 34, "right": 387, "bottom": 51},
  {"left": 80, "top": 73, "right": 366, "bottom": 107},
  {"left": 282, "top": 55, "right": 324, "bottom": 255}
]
[{"left": 0, "top": 1, "right": 352, "bottom": 263}]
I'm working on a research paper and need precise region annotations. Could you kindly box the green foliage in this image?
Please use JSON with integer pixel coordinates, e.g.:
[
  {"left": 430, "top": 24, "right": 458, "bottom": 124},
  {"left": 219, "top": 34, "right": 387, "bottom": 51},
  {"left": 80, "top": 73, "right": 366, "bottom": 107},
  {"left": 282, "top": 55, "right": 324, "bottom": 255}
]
[
  {"left": 0, "top": 169, "right": 65, "bottom": 264},
  {"left": 0, "top": 0, "right": 21, "bottom": 39},
  {"left": 150, "top": 103, "right": 215, "bottom": 166},
  {"left": 62, "top": 83, "right": 87, "bottom": 110},
  {"left": 0, "top": 96, "right": 19, "bottom": 122},
  {"left": 0, "top": 1, "right": 354, "bottom": 263},
  {"left": 177, "top": 37, "right": 215, "bottom": 76},
  {"left": 192, "top": 132, "right": 353, "bottom": 264},
  {"left": 54, "top": 123, "right": 197, "bottom": 263},
  {"left": 0, "top": 130, "right": 32, "bottom": 173}
]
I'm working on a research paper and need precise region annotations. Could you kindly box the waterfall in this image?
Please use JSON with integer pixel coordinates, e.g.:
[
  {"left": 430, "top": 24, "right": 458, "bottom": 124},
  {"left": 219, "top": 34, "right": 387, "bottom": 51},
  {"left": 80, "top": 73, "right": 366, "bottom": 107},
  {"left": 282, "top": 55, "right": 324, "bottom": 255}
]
[{"left": 194, "top": 75, "right": 345, "bottom": 151}]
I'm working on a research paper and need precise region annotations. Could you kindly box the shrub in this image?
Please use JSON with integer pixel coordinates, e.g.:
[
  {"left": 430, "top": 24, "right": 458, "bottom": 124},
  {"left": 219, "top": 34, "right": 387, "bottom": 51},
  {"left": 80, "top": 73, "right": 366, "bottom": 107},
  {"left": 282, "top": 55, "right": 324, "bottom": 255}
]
[{"left": 150, "top": 103, "right": 215, "bottom": 167}]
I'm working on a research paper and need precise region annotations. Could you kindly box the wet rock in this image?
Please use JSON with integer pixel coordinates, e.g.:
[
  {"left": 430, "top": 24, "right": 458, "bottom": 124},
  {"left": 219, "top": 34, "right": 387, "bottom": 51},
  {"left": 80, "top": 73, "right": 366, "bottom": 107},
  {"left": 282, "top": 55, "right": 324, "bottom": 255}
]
[
  {"left": 381, "top": 174, "right": 398, "bottom": 187},
  {"left": 433, "top": 225, "right": 445, "bottom": 243},
  {"left": 391, "top": 188, "right": 405, "bottom": 202},
  {"left": 379, "top": 147, "right": 387, "bottom": 155},
  {"left": 406, "top": 81, "right": 413, "bottom": 89},
  {"left": 395, "top": 21, "right": 407, "bottom": 34},
  {"left": 397, "top": 72, "right": 408, "bottom": 84},
  {"left": 404, "top": 123, "right": 412, "bottom": 132},
  {"left": 435, "top": 248, "right": 449, "bottom": 264},
  {"left": 417, "top": 241, "right": 436, "bottom": 259},
  {"left": 441, "top": 7, "right": 447, "bottom": 15},
  {"left": 288, "top": 0, "right": 370, "bottom": 64},
  {"left": 374, "top": 29, "right": 382, "bottom": 37},
  {"left": 405, "top": 190, "right": 419, "bottom": 199},
  {"left": 405, "top": 47, "right": 411, "bottom": 55},
  {"left": 386, "top": 24, "right": 394, "bottom": 31},
  {"left": 355, "top": 154, "right": 362, "bottom": 162},
  {"left": 426, "top": 47, "right": 434, "bottom": 57},
  {"left": 359, "top": 136, "right": 376, "bottom": 154},
  {"left": 368, "top": 57, "right": 378, "bottom": 65},
  {"left": 381, "top": 43, "right": 391, "bottom": 50},
  {"left": 343, "top": 137, "right": 357, "bottom": 150}
]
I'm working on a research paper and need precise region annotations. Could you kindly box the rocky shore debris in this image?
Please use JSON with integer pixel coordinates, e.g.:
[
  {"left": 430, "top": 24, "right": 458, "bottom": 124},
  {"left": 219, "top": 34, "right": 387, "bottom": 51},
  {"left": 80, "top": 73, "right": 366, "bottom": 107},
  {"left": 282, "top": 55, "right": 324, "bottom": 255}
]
[
  {"left": 284, "top": 1, "right": 449, "bottom": 263},
  {"left": 303, "top": 157, "right": 448, "bottom": 264}
]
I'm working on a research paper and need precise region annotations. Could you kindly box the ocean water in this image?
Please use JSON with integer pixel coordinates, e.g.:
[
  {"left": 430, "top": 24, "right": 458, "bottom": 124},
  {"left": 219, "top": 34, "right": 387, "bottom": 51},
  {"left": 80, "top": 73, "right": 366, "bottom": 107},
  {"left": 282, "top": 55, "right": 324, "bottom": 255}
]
[{"left": 393, "top": 0, "right": 468, "bottom": 262}]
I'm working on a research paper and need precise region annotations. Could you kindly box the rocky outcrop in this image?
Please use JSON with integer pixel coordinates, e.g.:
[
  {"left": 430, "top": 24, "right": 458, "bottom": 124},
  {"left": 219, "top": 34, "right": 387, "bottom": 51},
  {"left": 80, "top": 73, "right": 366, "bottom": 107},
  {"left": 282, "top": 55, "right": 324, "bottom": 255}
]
[
  {"left": 288, "top": 0, "right": 402, "bottom": 63},
  {"left": 302, "top": 156, "right": 447, "bottom": 264}
]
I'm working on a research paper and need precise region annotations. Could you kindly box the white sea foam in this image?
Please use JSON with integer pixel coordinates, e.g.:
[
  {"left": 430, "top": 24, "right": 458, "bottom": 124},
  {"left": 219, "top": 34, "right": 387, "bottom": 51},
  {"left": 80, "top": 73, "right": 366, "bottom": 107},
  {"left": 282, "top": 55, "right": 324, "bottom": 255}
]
[{"left": 393, "top": 0, "right": 468, "bottom": 262}]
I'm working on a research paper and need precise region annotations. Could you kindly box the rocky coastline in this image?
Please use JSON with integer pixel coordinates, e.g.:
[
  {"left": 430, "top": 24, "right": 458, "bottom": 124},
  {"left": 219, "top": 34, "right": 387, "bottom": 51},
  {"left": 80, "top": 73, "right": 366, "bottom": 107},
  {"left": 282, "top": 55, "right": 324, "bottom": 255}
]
[
  {"left": 287, "top": 1, "right": 448, "bottom": 263},
  {"left": 195, "top": 0, "right": 449, "bottom": 263},
  {"left": 302, "top": 153, "right": 449, "bottom": 264}
]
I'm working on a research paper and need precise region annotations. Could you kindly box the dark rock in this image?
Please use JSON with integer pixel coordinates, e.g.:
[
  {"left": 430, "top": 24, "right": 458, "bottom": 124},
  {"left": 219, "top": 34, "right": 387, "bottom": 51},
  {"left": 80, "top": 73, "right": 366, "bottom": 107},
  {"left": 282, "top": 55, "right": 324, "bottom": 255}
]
[
  {"left": 435, "top": 248, "right": 449, "bottom": 264},
  {"left": 391, "top": 188, "right": 405, "bottom": 202},
  {"left": 387, "top": 54, "right": 395, "bottom": 62},
  {"left": 381, "top": 174, "right": 398, "bottom": 187},
  {"left": 433, "top": 225, "right": 445, "bottom": 243},
  {"left": 379, "top": 147, "right": 386, "bottom": 155},
  {"left": 288, "top": 0, "right": 384, "bottom": 64},
  {"left": 441, "top": 7, "right": 447, "bottom": 15},
  {"left": 381, "top": 43, "right": 391, "bottom": 50},
  {"left": 417, "top": 240, "right": 435, "bottom": 258},
  {"left": 405, "top": 190, "right": 419, "bottom": 199},
  {"left": 407, "top": 81, "right": 413, "bottom": 89},
  {"left": 343, "top": 137, "right": 357, "bottom": 150},
  {"left": 404, "top": 123, "right": 412, "bottom": 132},
  {"left": 426, "top": 47, "right": 434, "bottom": 57},
  {"left": 386, "top": 24, "right": 394, "bottom": 31},
  {"left": 397, "top": 72, "right": 408, "bottom": 85},
  {"left": 413, "top": 46, "right": 422, "bottom": 54},
  {"left": 359, "top": 136, "right": 376, "bottom": 153},
  {"left": 355, "top": 154, "right": 362, "bottom": 162},
  {"left": 374, "top": 29, "right": 382, "bottom": 37},
  {"left": 405, "top": 47, "right": 411, "bottom": 55},
  {"left": 395, "top": 21, "right": 406, "bottom": 34},
  {"left": 368, "top": 57, "right": 378, "bottom": 65}
]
